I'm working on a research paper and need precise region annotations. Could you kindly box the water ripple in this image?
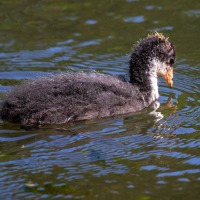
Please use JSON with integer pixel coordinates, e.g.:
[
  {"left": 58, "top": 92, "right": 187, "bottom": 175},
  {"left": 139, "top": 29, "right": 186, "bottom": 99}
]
[
  {"left": 157, "top": 169, "right": 200, "bottom": 177},
  {"left": 124, "top": 16, "right": 145, "bottom": 23}
]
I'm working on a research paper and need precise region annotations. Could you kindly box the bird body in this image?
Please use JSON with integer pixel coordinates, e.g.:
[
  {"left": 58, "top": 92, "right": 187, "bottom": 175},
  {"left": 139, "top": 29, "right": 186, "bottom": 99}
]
[
  {"left": 1, "top": 73, "right": 148, "bottom": 126},
  {"left": 0, "top": 32, "right": 176, "bottom": 128}
]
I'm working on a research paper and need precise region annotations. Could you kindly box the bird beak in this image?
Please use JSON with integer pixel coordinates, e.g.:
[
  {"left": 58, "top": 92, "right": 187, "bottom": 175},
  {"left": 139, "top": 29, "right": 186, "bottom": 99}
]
[{"left": 163, "top": 68, "right": 173, "bottom": 87}]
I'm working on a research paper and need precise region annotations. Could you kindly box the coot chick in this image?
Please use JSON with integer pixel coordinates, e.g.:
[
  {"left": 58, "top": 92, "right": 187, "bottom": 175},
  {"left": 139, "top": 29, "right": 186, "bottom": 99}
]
[{"left": 0, "top": 32, "right": 176, "bottom": 128}]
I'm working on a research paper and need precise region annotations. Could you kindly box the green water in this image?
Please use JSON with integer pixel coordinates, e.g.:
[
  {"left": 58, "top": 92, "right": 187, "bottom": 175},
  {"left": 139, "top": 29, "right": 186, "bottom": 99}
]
[{"left": 0, "top": 0, "right": 199, "bottom": 199}]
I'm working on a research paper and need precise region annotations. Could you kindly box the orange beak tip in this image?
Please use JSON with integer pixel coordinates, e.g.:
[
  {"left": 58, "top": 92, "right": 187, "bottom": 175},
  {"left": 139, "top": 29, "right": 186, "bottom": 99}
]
[{"left": 163, "top": 69, "right": 173, "bottom": 88}]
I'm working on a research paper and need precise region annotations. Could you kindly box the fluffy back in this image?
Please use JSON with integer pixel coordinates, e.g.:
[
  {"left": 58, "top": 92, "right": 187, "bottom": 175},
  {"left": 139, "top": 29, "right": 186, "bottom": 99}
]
[{"left": 1, "top": 73, "right": 145, "bottom": 127}]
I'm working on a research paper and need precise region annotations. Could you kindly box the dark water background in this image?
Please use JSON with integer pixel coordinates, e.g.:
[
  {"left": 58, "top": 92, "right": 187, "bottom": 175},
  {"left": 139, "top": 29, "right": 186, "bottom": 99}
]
[{"left": 0, "top": 0, "right": 200, "bottom": 199}]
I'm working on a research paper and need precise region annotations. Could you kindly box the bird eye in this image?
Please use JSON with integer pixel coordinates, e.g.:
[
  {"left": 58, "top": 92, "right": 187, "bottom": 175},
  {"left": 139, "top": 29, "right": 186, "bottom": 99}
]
[{"left": 169, "top": 58, "right": 174, "bottom": 65}]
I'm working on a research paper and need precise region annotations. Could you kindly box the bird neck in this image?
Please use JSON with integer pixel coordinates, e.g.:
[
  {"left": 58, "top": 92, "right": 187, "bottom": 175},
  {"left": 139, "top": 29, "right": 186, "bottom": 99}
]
[{"left": 129, "top": 58, "right": 159, "bottom": 102}]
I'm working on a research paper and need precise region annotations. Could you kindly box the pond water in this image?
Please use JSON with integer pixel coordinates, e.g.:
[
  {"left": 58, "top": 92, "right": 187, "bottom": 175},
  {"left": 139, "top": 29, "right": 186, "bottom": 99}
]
[{"left": 0, "top": 0, "right": 200, "bottom": 199}]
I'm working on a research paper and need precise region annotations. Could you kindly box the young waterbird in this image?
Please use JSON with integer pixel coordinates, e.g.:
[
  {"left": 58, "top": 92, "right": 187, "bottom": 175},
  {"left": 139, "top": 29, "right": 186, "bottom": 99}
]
[{"left": 0, "top": 32, "right": 176, "bottom": 128}]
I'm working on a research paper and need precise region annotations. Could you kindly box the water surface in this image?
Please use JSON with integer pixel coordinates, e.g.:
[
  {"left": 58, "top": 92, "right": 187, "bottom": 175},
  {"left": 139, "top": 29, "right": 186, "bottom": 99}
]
[{"left": 0, "top": 0, "right": 200, "bottom": 199}]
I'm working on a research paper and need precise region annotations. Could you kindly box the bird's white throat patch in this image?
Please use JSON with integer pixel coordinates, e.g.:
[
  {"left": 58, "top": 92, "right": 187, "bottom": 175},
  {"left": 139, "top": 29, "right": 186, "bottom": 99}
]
[
  {"left": 151, "top": 58, "right": 168, "bottom": 77},
  {"left": 148, "top": 58, "right": 166, "bottom": 101},
  {"left": 149, "top": 74, "right": 159, "bottom": 101}
]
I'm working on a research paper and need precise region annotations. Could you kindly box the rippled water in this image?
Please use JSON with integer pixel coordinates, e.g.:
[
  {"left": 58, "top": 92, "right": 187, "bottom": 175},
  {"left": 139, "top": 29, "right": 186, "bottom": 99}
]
[{"left": 0, "top": 0, "right": 199, "bottom": 199}]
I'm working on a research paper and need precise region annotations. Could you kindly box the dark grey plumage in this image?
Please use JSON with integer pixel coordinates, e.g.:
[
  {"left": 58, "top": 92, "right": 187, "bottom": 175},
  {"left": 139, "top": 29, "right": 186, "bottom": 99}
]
[
  {"left": 0, "top": 33, "right": 176, "bottom": 128},
  {"left": 1, "top": 73, "right": 147, "bottom": 127}
]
